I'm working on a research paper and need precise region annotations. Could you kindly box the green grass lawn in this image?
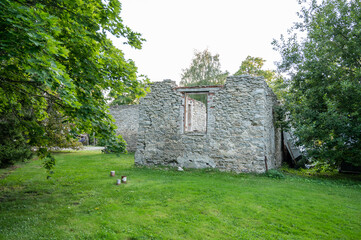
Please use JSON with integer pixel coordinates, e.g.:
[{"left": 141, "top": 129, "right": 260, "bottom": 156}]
[{"left": 0, "top": 151, "right": 360, "bottom": 240}]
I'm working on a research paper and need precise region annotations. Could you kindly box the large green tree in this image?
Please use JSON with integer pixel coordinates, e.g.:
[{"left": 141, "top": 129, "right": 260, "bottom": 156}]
[
  {"left": 0, "top": 0, "right": 148, "bottom": 167},
  {"left": 273, "top": 0, "right": 361, "bottom": 167},
  {"left": 235, "top": 56, "right": 274, "bottom": 80},
  {"left": 108, "top": 74, "right": 149, "bottom": 106},
  {"left": 234, "top": 56, "right": 286, "bottom": 99},
  {"left": 180, "top": 49, "right": 229, "bottom": 86}
]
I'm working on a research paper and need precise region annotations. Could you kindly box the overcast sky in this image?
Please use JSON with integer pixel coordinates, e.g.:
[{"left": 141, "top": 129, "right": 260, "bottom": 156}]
[{"left": 111, "top": 0, "right": 301, "bottom": 83}]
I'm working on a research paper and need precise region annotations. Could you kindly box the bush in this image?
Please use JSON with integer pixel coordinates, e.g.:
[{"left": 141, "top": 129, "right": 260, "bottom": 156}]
[{"left": 101, "top": 135, "right": 127, "bottom": 154}]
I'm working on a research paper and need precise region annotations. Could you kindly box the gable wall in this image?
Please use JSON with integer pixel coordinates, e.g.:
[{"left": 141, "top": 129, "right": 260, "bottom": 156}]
[{"left": 135, "top": 75, "right": 282, "bottom": 173}]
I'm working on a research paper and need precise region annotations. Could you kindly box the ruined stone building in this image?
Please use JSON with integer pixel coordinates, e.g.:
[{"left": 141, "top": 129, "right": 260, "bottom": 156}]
[
  {"left": 132, "top": 75, "right": 282, "bottom": 173},
  {"left": 109, "top": 105, "right": 138, "bottom": 152}
]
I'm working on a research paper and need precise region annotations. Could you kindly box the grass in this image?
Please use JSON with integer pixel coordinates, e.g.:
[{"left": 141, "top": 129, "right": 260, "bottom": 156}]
[{"left": 0, "top": 151, "right": 360, "bottom": 240}]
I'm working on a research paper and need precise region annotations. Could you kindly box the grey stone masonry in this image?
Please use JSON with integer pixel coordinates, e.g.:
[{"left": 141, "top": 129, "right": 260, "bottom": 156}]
[
  {"left": 109, "top": 105, "right": 138, "bottom": 152},
  {"left": 135, "top": 75, "right": 282, "bottom": 173}
]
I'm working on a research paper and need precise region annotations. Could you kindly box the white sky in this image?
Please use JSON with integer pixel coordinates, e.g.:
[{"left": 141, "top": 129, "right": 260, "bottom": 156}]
[{"left": 111, "top": 0, "right": 301, "bottom": 84}]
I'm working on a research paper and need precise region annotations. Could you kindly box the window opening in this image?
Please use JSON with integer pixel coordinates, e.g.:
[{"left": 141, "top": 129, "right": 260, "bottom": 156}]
[{"left": 184, "top": 93, "right": 207, "bottom": 133}]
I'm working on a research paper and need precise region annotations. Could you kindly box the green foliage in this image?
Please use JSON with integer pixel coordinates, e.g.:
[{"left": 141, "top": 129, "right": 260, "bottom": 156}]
[
  {"left": 37, "top": 148, "right": 56, "bottom": 178},
  {"left": 312, "top": 162, "right": 338, "bottom": 173},
  {"left": 273, "top": 0, "right": 361, "bottom": 167},
  {"left": 0, "top": 115, "right": 33, "bottom": 167},
  {"left": 108, "top": 75, "right": 150, "bottom": 106},
  {"left": 0, "top": 151, "right": 360, "bottom": 239},
  {"left": 0, "top": 0, "right": 147, "bottom": 166},
  {"left": 101, "top": 135, "right": 127, "bottom": 154},
  {"left": 235, "top": 56, "right": 270, "bottom": 77},
  {"left": 109, "top": 91, "right": 139, "bottom": 105},
  {"left": 264, "top": 169, "right": 285, "bottom": 179},
  {"left": 180, "top": 49, "right": 229, "bottom": 86},
  {"left": 234, "top": 56, "right": 287, "bottom": 99},
  {"left": 187, "top": 93, "right": 208, "bottom": 106},
  {"left": 42, "top": 104, "right": 82, "bottom": 150},
  {"left": 281, "top": 164, "right": 342, "bottom": 179}
]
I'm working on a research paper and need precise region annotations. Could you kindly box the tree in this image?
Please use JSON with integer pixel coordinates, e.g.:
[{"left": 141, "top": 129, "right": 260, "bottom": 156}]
[
  {"left": 0, "top": 0, "right": 148, "bottom": 168},
  {"left": 180, "top": 49, "right": 229, "bottom": 86},
  {"left": 0, "top": 112, "right": 33, "bottom": 168},
  {"left": 235, "top": 56, "right": 273, "bottom": 79},
  {"left": 234, "top": 56, "right": 286, "bottom": 99},
  {"left": 41, "top": 104, "right": 83, "bottom": 150},
  {"left": 109, "top": 75, "right": 149, "bottom": 106},
  {"left": 109, "top": 91, "right": 140, "bottom": 105},
  {"left": 273, "top": 0, "right": 361, "bottom": 167}
]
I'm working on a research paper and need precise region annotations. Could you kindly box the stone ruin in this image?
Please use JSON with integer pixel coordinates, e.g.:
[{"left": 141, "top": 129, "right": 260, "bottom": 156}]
[
  {"left": 109, "top": 105, "right": 138, "bottom": 152},
  {"left": 133, "top": 75, "right": 282, "bottom": 173}
]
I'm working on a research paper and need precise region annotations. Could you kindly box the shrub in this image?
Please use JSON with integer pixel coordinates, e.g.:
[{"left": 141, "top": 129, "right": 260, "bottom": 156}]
[{"left": 101, "top": 135, "right": 127, "bottom": 154}]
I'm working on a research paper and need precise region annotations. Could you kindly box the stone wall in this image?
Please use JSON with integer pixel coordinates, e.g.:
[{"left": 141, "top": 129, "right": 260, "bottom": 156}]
[
  {"left": 135, "top": 75, "right": 282, "bottom": 173},
  {"left": 265, "top": 86, "right": 283, "bottom": 169},
  {"left": 109, "top": 105, "right": 138, "bottom": 152}
]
